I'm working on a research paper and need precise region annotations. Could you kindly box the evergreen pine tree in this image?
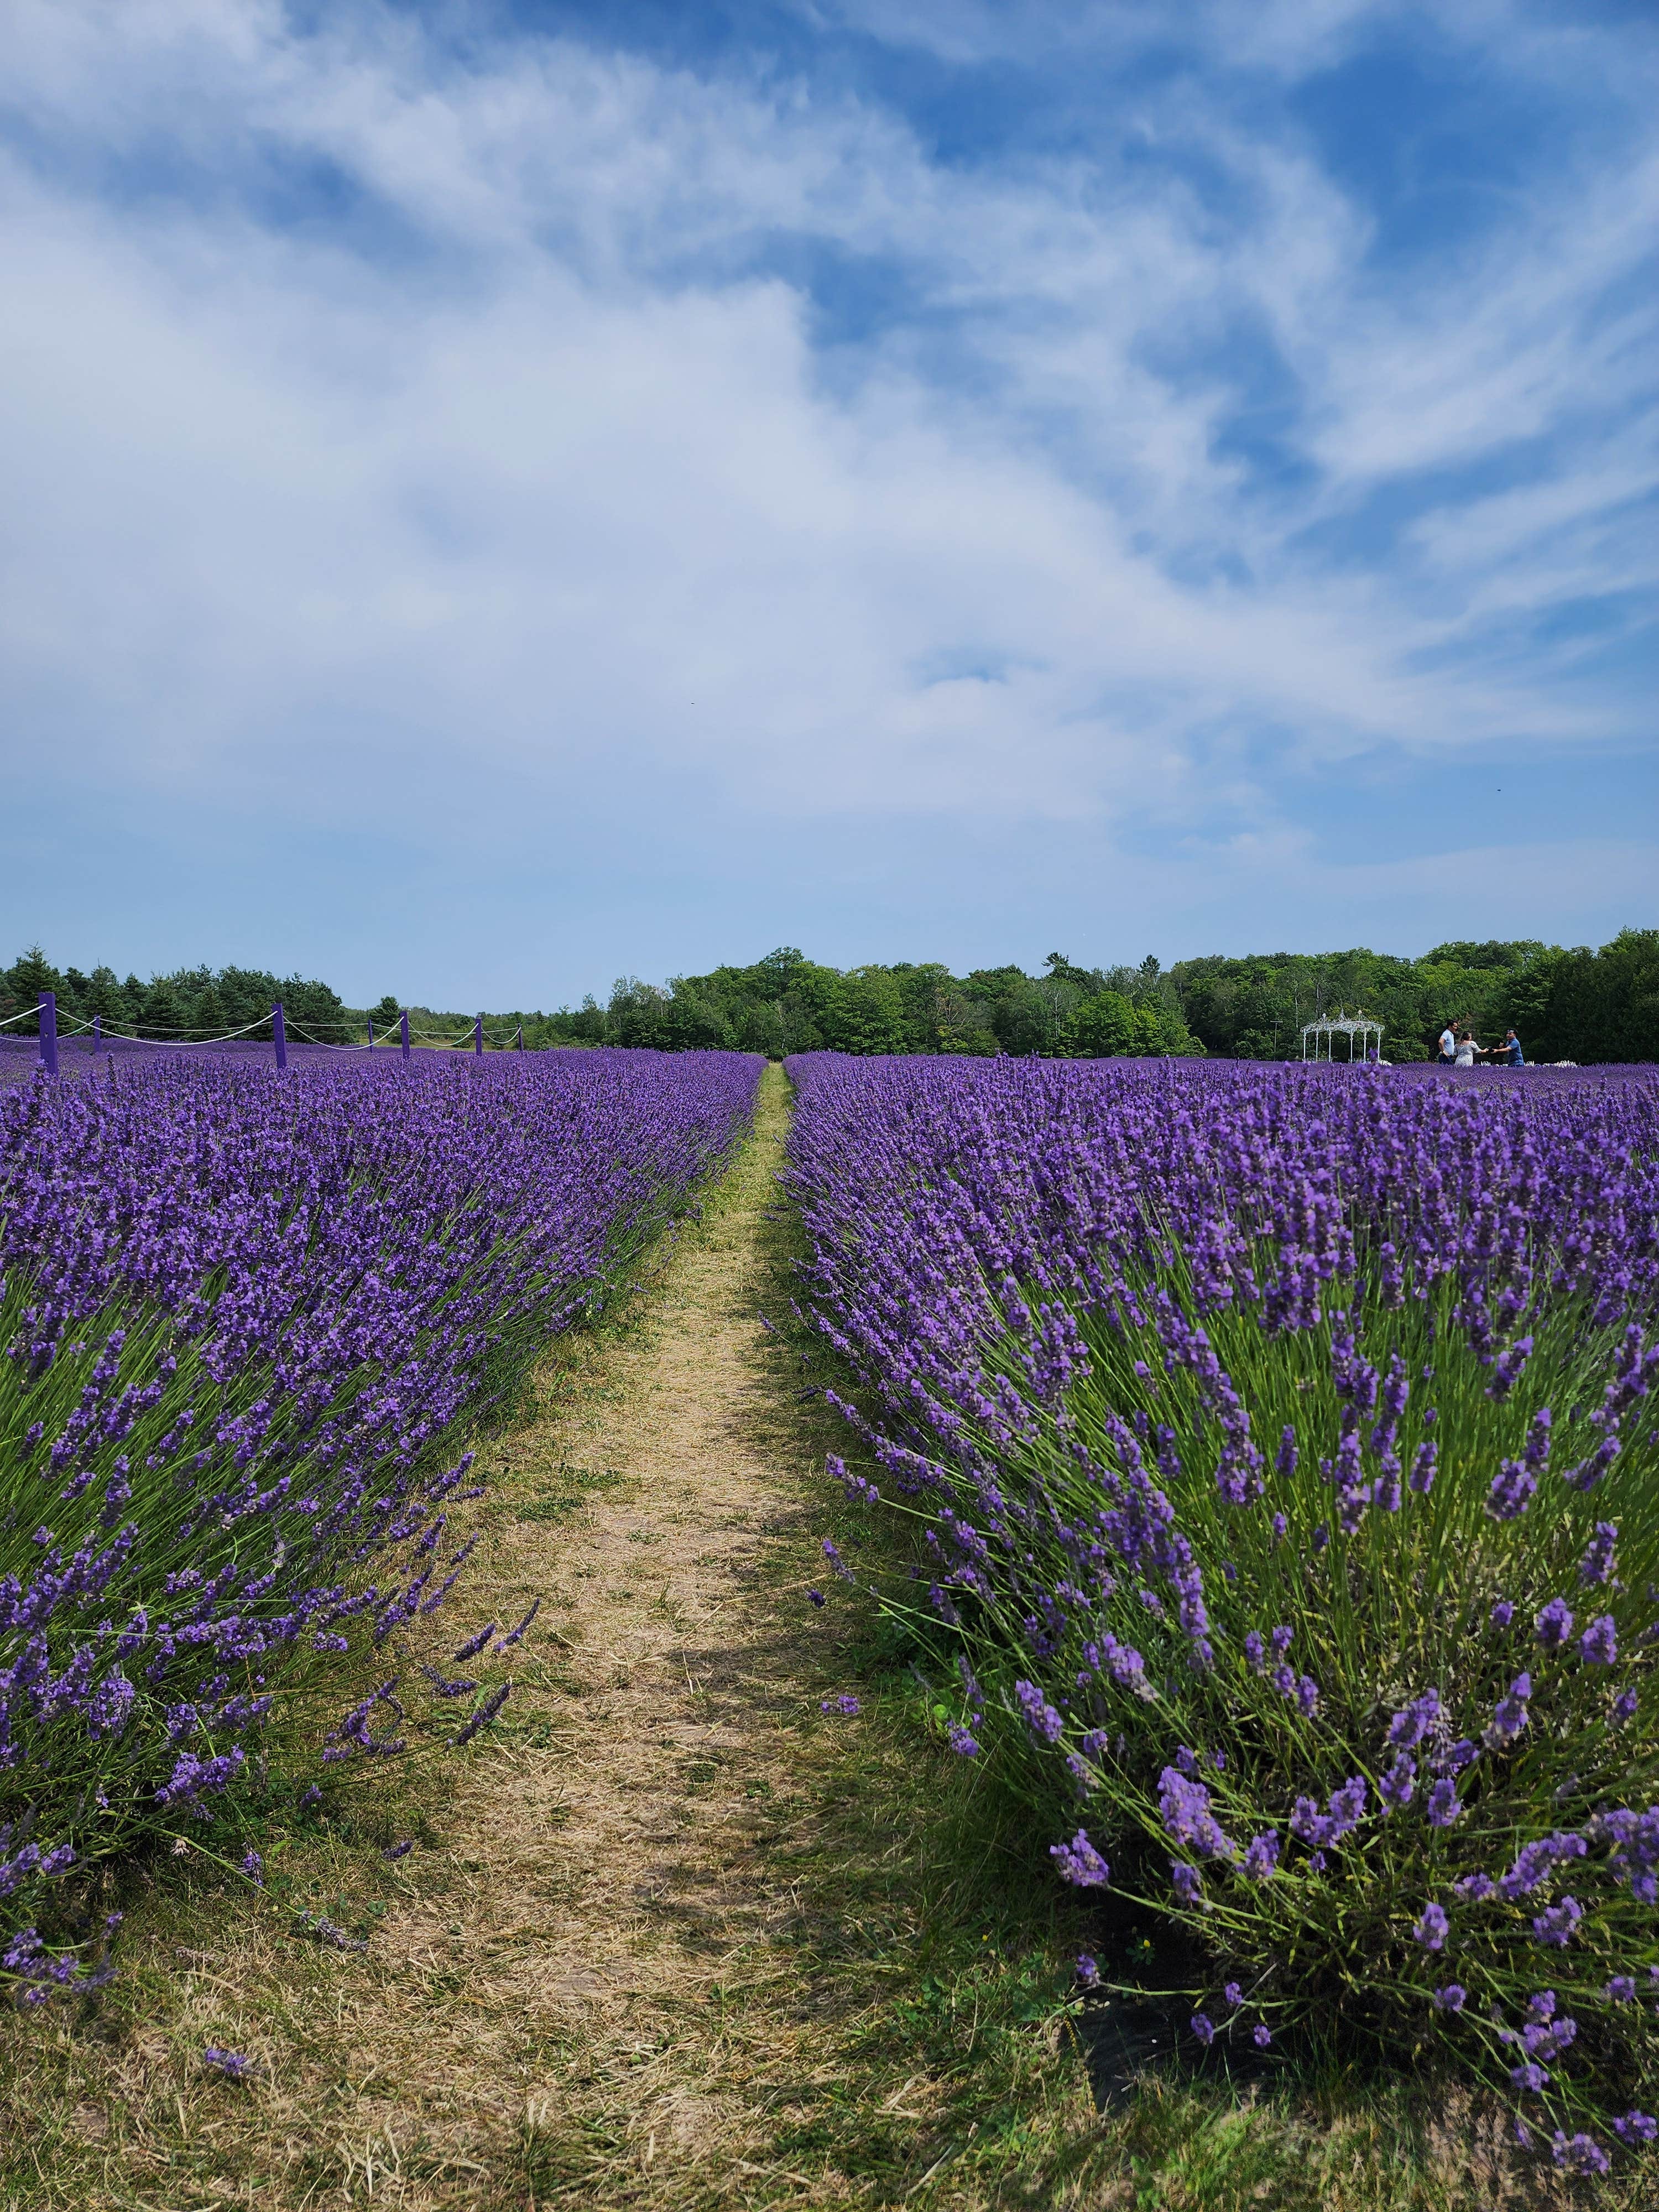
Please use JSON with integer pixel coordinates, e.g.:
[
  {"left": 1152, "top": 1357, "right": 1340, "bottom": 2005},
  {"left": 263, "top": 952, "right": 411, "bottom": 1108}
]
[
  {"left": 139, "top": 978, "right": 187, "bottom": 1037},
  {"left": 2, "top": 946, "right": 61, "bottom": 1033}
]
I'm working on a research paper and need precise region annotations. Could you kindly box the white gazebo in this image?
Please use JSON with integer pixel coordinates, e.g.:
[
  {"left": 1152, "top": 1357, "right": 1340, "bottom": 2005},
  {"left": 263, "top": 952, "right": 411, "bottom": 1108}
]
[{"left": 1301, "top": 1008, "right": 1385, "bottom": 1063}]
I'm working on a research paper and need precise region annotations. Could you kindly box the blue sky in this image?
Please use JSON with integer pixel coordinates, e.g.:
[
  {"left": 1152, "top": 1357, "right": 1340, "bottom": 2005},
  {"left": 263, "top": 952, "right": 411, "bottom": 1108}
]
[{"left": 2, "top": 0, "right": 1655, "bottom": 1008}]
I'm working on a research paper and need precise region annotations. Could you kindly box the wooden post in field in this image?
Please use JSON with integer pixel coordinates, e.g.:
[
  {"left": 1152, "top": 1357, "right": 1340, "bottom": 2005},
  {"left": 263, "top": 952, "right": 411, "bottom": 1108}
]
[
  {"left": 273, "top": 1002, "right": 288, "bottom": 1072},
  {"left": 474, "top": 1015, "right": 483, "bottom": 1058},
  {"left": 400, "top": 1010, "right": 410, "bottom": 1062},
  {"left": 38, "top": 991, "right": 58, "bottom": 1076}
]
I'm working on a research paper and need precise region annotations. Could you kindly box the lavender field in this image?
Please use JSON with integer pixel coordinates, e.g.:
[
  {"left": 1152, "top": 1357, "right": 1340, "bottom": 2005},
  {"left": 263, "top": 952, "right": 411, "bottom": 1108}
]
[
  {"left": 788, "top": 1053, "right": 1659, "bottom": 2177},
  {"left": 5, "top": 1040, "right": 1659, "bottom": 2201},
  {"left": 0, "top": 1048, "right": 760, "bottom": 1999}
]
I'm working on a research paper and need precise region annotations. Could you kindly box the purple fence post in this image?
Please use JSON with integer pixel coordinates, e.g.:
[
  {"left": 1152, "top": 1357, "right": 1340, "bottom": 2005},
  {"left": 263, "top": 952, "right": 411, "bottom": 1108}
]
[
  {"left": 38, "top": 990, "right": 59, "bottom": 1076},
  {"left": 474, "top": 1014, "right": 483, "bottom": 1058},
  {"left": 273, "top": 1001, "right": 288, "bottom": 1072},
  {"left": 400, "top": 1009, "right": 410, "bottom": 1062}
]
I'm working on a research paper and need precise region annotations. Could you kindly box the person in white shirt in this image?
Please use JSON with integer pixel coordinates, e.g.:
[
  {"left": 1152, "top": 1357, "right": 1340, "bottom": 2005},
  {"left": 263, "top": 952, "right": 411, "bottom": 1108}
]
[
  {"left": 1454, "top": 1031, "right": 1478, "bottom": 1067},
  {"left": 1437, "top": 1021, "right": 1457, "bottom": 1066}
]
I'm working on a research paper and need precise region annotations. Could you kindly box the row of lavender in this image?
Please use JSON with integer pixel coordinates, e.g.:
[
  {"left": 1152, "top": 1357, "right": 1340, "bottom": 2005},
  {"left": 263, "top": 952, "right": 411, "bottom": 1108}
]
[
  {"left": 786, "top": 1053, "right": 1659, "bottom": 2174},
  {"left": 1, "top": 1048, "right": 761, "bottom": 1997}
]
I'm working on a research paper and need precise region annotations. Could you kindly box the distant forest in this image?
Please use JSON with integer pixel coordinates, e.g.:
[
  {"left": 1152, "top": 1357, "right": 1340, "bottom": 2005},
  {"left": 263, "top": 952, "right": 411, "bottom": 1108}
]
[{"left": 4, "top": 931, "right": 1655, "bottom": 1063}]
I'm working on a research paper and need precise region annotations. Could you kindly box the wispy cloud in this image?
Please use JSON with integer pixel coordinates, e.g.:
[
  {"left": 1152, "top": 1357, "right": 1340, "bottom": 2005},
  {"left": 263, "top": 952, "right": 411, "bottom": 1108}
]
[{"left": 1, "top": 0, "right": 1652, "bottom": 988}]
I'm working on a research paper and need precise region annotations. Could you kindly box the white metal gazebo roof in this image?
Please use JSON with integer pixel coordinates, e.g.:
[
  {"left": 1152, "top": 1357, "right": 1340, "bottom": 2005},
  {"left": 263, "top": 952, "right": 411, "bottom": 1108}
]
[{"left": 1301, "top": 1008, "right": 1384, "bottom": 1062}]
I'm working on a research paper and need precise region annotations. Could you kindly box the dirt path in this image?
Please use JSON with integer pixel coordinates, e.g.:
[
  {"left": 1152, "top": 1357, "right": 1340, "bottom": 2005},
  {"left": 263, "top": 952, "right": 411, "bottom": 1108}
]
[{"left": 340, "top": 1057, "right": 843, "bottom": 2204}]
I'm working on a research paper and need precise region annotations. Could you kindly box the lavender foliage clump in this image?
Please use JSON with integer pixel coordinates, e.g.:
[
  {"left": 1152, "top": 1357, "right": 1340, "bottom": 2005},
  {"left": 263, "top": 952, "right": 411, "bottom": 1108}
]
[
  {"left": 0, "top": 1047, "right": 760, "bottom": 1990},
  {"left": 785, "top": 1052, "right": 1659, "bottom": 2161}
]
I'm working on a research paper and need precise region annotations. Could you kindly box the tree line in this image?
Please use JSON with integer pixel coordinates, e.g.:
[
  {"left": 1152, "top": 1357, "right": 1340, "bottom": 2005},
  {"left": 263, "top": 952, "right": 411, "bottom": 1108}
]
[
  {"left": 0, "top": 948, "right": 354, "bottom": 1045},
  {"left": 4, "top": 931, "right": 1654, "bottom": 1062}
]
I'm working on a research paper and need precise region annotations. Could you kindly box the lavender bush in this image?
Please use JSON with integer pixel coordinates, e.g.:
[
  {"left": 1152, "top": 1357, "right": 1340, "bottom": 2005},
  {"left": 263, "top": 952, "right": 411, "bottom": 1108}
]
[
  {"left": 1, "top": 1048, "right": 760, "bottom": 1998},
  {"left": 787, "top": 1052, "right": 1659, "bottom": 2172}
]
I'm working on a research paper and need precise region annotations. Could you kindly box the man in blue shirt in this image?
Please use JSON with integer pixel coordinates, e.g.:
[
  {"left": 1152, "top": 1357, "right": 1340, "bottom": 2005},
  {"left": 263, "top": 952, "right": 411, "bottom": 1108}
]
[{"left": 1500, "top": 1028, "right": 1525, "bottom": 1066}]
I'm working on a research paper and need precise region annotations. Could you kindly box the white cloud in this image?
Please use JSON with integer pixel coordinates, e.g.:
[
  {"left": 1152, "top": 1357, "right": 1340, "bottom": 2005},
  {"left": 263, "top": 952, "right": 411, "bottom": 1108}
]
[{"left": 0, "top": 0, "right": 1652, "bottom": 860}]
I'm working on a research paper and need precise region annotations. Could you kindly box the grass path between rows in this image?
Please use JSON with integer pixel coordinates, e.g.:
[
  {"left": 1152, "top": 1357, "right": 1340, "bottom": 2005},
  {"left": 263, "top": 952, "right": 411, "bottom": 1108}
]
[{"left": 1, "top": 1068, "right": 1591, "bottom": 2211}]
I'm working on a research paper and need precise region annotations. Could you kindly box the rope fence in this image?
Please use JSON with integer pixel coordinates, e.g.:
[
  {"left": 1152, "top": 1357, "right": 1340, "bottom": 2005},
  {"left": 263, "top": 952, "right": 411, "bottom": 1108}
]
[{"left": 8, "top": 994, "right": 531, "bottom": 1076}]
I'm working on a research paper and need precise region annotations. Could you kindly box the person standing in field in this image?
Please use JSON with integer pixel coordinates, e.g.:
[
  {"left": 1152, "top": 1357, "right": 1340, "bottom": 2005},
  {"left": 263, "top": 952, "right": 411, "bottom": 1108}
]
[
  {"left": 1437, "top": 1020, "right": 1457, "bottom": 1065},
  {"left": 1454, "top": 1029, "right": 1478, "bottom": 1067},
  {"left": 1498, "top": 1027, "right": 1526, "bottom": 1066}
]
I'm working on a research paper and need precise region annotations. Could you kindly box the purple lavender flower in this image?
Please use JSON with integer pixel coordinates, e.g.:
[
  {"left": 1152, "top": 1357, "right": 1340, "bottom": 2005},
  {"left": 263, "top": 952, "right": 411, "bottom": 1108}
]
[
  {"left": 1158, "top": 1768, "right": 1235, "bottom": 1860},
  {"left": 1190, "top": 2013, "right": 1215, "bottom": 2046},
  {"left": 1531, "top": 1896, "right": 1583, "bottom": 1948},
  {"left": 450, "top": 1681, "right": 510, "bottom": 1746},
  {"left": 1485, "top": 1673, "right": 1531, "bottom": 1748},
  {"left": 1015, "top": 1680, "right": 1066, "bottom": 1744},
  {"left": 820, "top": 1693, "right": 862, "bottom": 1715},
  {"left": 1606, "top": 1975, "right": 1636, "bottom": 2002},
  {"left": 1551, "top": 2132, "right": 1610, "bottom": 2176},
  {"left": 1490, "top": 1599, "right": 1514, "bottom": 1628},
  {"left": 1523, "top": 2017, "right": 1578, "bottom": 2062},
  {"left": 1510, "top": 2061, "right": 1548, "bottom": 2094},
  {"left": 1534, "top": 1597, "right": 1574, "bottom": 1650},
  {"left": 1578, "top": 1615, "right": 1617, "bottom": 1665},
  {"left": 1486, "top": 1337, "right": 1533, "bottom": 1401},
  {"left": 1170, "top": 1861, "right": 1203, "bottom": 1905},
  {"left": 1498, "top": 1832, "right": 1587, "bottom": 1900},
  {"left": 1432, "top": 1984, "right": 1467, "bottom": 2012},
  {"left": 1074, "top": 1954, "right": 1100, "bottom": 1987},
  {"left": 202, "top": 2047, "right": 255, "bottom": 2082},
  {"left": 1241, "top": 1832, "right": 1280, "bottom": 1880},
  {"left": 946, "top": 1723, "right": 980, "bottom": 1756},
  {"left": 1379, "top": 1754, "right": 1416, "bottom": 1811},
  {"left": 1251, "top": 2023, "right": 1272, "bottom": 2048},
  {"left": 833, "top": 1462, "right": 881, "bottom": 1507},
  {"left": 1427, "top": 1778, "right": 1464, "bottom": 1828},
  {"left": 1386, "top": 1689, "right": 1442, "bottom": 1750},
  {"left": 1578, "top": 1521, "right": 1619, "bottom": 1585},
  {"left": 1291, "top": 1778, "right": 1368, "bottom": 1851},
  {"left": 1487, "top": 1460, "right": 1536, "bottom": 1520},
  {"left": 1412, "top": 1902, "right": 1449, "bottom": 1951},
  {"left": 497, "top": 1599, "right": 541, "bottom": 1648},
  {"left": 294, "top": 1912, "right": 368, "bottom": 1953},
  {"left": 1613, "top": 2112, "right": 1658, "bottom": 2145},
  {"left": 1049, "top": 1830, "right": 1109, "bottom": 1887}
]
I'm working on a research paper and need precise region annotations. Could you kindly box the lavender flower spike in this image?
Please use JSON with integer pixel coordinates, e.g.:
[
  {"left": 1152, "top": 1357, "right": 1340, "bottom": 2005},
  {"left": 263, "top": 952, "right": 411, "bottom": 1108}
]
[{"left": 1050, "top": 1830, "right": 1110, "bottom": 1887}]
